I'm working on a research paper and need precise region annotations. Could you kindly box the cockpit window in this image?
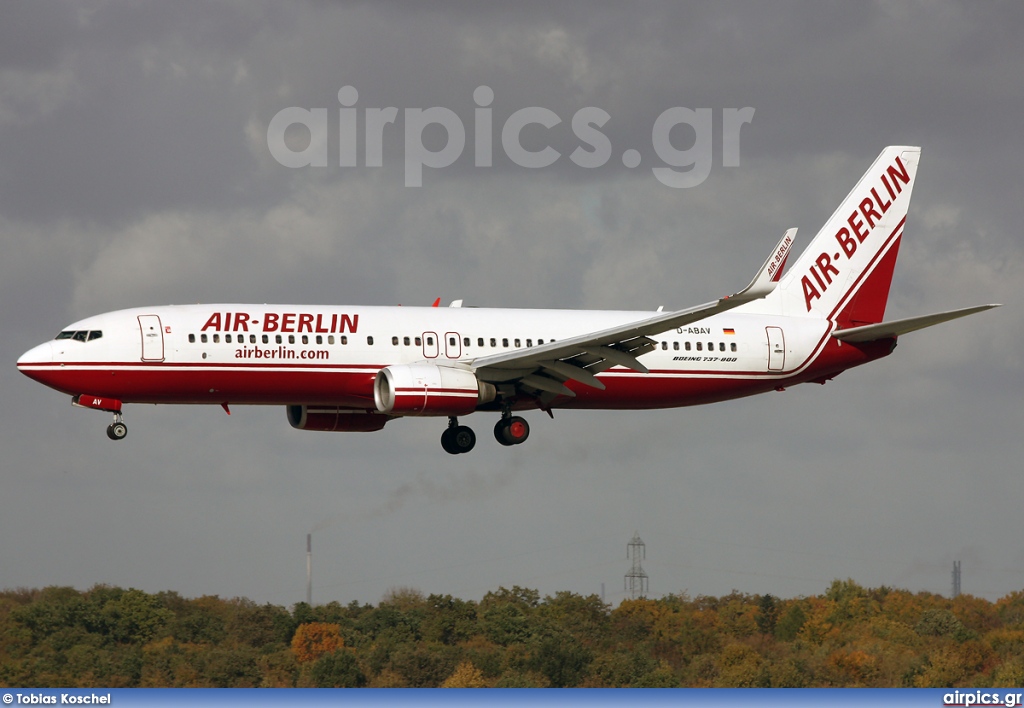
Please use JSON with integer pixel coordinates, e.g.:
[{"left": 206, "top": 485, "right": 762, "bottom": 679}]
[{"left": 55, "top": 330, "right": 103, "bottom": 342}]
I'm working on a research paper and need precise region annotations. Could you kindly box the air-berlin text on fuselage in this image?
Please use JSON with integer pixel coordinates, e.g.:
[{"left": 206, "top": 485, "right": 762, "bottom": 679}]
[
  {"left": 200, "top": 312, "right": 359, "bottom": 334},
  {"left": 800, "top": 156, "right": 911, "bottom": 311}
]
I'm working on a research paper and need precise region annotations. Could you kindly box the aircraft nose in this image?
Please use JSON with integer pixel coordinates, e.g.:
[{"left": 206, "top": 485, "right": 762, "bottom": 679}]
[{"left": 18, "top": 341, "right": 53, "bottom": 368}]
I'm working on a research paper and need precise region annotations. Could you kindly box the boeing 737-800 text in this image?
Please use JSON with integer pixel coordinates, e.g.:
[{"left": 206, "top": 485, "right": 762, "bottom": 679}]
[{"left": 18, "top": 146, "right": 999, "bottom": 453}]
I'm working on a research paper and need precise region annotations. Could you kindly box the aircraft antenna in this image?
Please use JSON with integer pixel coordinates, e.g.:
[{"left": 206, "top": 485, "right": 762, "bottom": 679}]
[{"left": 625, "top": 532, "right": 649, "bottom": 599}]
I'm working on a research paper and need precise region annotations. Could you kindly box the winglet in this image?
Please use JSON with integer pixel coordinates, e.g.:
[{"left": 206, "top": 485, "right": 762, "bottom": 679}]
[{"left": 725, "top": 228, "right": 796, "bottom": 304}]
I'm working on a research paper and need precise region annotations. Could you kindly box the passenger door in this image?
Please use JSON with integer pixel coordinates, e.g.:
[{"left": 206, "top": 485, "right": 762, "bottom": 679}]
[{"left": 139, "top": 315, "right": 165, "bottom": 362}]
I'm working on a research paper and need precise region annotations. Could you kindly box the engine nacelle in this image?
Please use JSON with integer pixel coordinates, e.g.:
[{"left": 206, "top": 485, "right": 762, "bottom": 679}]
[
  {"left": 286, "top": 405, "right": 390, "bottom": 432},
  {"left": 374, "top": 364, "right": 495, "bottom": 416}
]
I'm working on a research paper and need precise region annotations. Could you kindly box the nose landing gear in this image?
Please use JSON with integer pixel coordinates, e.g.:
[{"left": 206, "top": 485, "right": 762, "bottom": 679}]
[{"left": 106, "top": 413, "right": 128, "bottom": 441}]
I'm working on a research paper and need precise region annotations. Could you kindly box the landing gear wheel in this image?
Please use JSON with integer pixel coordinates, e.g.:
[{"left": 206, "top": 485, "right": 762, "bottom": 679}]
[
  {"left": 441, "top": 425, "right": 476, "bottom": 454},
  {"left": 106, "top": 421, "right": 128, "bottom": 440},
  {"left": 494, "top": 416, "right": 529, "bottom": 446}
]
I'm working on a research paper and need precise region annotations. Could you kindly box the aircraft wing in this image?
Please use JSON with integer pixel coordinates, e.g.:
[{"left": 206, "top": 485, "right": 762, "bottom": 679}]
[
  {"left": 468, "top": 230, "right": 796, "bottom": 398},
  {"left": 832, "top": 304, "right": 1001, "bottom": 343}
]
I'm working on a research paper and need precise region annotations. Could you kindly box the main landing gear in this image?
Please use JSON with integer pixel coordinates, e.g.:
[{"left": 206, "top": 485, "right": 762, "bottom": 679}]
[
  {"left": 106, "top": 412, "right": 128, "bottom": 441},
  {"left": 441, "top": 417, "right": 476, "bottom": 454},
  {"left": 494, "top": 415, "right": 530, "bottom": 447},
  {"left": 440, "top": 413, "right": 531, "bottom": 454}
]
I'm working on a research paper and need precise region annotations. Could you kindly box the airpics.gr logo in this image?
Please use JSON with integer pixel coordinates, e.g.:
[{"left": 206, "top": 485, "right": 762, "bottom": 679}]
[
  {"left": 943, "top": 690, "right": 1024, "bottom": 707},
  {"left": 266, "top": 85, "right": 754, "bottom": 188}
]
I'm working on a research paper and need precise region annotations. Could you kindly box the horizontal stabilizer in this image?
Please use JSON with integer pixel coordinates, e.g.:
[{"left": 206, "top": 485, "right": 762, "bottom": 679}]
[{"left": 832, "top": 304, "right": 1001, "bottom": 343}]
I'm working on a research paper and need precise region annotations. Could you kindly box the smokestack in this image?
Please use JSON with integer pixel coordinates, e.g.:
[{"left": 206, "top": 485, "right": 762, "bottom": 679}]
[{"left": 306, "top": 533, "right": 312, "bottom": 606}]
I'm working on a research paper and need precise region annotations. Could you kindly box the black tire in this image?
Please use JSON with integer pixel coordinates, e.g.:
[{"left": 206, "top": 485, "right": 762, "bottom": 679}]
[
  {"left": 107, "top": 422, "right": 128, "bottom": 441},
  {"left": 441, "top": 427, "right": 459, "bottom": 454},
  {"left": 452, "top": 425, "right": 476, "bottom": 453},
  {"left": 494, "top": 419, "right": 512, "bottom": 446}
]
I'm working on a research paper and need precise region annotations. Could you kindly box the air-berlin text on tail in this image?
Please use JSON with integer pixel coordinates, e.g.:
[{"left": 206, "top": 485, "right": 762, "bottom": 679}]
[
  {"left": 801, "top": 156, "right": 911, "bottom": 311},
  {"left": 200, "top": 312, "right": 359, "bottom": 334}
]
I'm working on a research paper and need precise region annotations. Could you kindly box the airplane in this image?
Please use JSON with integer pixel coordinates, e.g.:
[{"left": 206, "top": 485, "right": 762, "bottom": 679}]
[{"left": 18, "top": 146, "right": 1000, "bottom": 454}]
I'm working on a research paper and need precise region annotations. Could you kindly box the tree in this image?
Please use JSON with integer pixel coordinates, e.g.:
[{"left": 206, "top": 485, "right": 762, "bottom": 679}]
[
  {"left": 291, "top": 622, "right": 344, "bottom": 664},
  {"left": 308, "top": 650, "right": 366, "bottom": 688},
  {"left": 756, "top": 594, "right": 779, "bottom": 636},
  {"left": 441, "top": 660, "right": 488, "bottom": 688}
]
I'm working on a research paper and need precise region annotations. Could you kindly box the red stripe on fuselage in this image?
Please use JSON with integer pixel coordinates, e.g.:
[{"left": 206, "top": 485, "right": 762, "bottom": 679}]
[{"left": 18, "top": 333, "right": 894, "bottom": 410}]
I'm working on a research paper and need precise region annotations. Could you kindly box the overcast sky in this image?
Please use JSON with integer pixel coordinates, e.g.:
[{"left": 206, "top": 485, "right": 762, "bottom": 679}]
[{"left": 3, "top": 1, "right": 1022, "bottom": 607}]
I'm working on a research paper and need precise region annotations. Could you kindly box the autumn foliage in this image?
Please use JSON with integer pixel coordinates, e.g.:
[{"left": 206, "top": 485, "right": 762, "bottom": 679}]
[
  {"left": 2, "top": 581, "right": 1024, "bottom": 687},
  {"left": 291, "top": 622, "right": 344, "bottom": 663}
]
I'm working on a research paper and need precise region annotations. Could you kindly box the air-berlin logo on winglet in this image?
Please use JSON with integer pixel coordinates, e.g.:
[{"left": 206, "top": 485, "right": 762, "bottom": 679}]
[
  {"left": 801, "top": 156, "right": 911, "bottom": 311},
  {"left": 767, "top": 233, "right": 793, "bottom": 283},
  {"left": 200, "top": 312, "right": 359, "bottom": 334}
]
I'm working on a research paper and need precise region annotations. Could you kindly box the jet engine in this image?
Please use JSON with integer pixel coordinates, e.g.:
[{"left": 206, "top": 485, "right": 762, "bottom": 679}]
[
  {"left": 286, "top": 405, "right": 390, "bottom": 432},
  {"left": 374, "top": 364, "right": 495, "bottom": 416}
]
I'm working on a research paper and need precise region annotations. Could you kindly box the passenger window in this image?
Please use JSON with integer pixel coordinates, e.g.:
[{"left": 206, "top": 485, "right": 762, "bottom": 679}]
[
  {"left": 538, "top": 339, "right": 544, "bottom": 345},
  {"left": 262, "top": 335, "right": 269, "bottom": 344},
  {"left": 707, "top": 341, "right": 714, "bottom": 351},
  {"left": 527, "top": 339, "right": 533, "bottom": 347},
  {"left": 661, "top": 342, "right": 668, "bottom": 350},
  {"left": 490, "top": 338, "right": 497, "bottom": 347},
  {"left": 250, "top": 334, "right": 256, "bottom": 344},
  {"left": 719, "top": 342, "right": 725, "bottom": 352},
  {"left": 200, "top": 334, "right": 208, "bottom": 344},
  {"left": 327, "top": 335, "right": 334, "bottom": 345},
  {"left": 502, "top": 338, "right": 509, "bottom": 347},
  {"left": 463, "top": 337, "right": 470, "bottom": 347},
  {"left": 404, "top": 336, "right": 411, "bottom": 346},
  {"left": 673, "top": 341, "right": 679, "bottom": 350},
  {"left": 367, "top": 336, "right": 374, "bottom": 345},
  {"left": 341, "top": 335, "right": 348, "bottom": 345},
  {"left": 392, "top": 336, "right": 399, "bottom": 346},
  {"left": 275, "top": 335, "right": 282, "bottom": 344},
  {"left": 514, "top": 338, "right": 521, "bottom": 348},
  {"left": 477, "top": 338, "right": 484, "bottom": 347},
  {"left": 449, "top": 336, "right": 456, "bottom": 346},
  {"left": 685, "top": 342, "right": 691, "bottom": 351},
  {"left": 213, "top": 334, "right": 220, "bottom": 343},
  {"left": 302, "top": 335, "right": 308, "bottom": 345},
  {"left": 730, "top": 343, "right": 737, "bottom": 352},
  {"left": 225, "top": 334, "right": 232, "bottom": 343},
  {"left": 189, "top": 334, "right": 196, "bottom": 343},
  {"left": 426, "top": 336, "right": 434, "bottom": 346},
  {"left": 696, "top": 342, "right": 702, "bottom": 351},
  {"left": 315, "top": 335, "right": 322, "bottom": 345},
  {"left": 414, "top": 336, "right": 421, "bottom": 346},
  {"left": 288, "top": 335, "right": 295, "bottom": 344}
]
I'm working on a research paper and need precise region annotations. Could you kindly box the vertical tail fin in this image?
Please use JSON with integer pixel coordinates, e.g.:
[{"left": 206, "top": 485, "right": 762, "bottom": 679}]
[{"left": 776, "top": 146, "right": 921, "bottom": 326}]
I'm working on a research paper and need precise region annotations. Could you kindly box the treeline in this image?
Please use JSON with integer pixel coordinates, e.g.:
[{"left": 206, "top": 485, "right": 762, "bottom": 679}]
[{"left": 2, "top": 581, "right": 1024, "bottom": 687}]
